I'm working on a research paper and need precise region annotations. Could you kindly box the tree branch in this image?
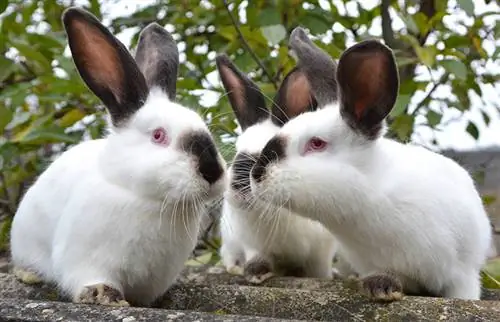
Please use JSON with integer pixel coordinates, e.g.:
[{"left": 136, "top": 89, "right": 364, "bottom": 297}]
[
  {"left": 222, "top": 0, "right": 278, "bottom": 89},
  {"left": 381, "top": 0, "right": 396, "bottom": 48},
  {"left": 411, "top": 73, "right": 449, "bottom": 116},
  {"left": 416, "top": 0, "right": 436, "bottom": 45}
]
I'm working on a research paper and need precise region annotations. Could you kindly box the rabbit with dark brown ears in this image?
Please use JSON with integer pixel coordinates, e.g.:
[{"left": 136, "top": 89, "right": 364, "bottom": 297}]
[
  {"left": 10, "top": 8, "right": 227, "bottom": 307},
  {"left": 215, "top": 40, "right": 340, "bottom": 283},
  {"left": 250, "top": 27, "right": 492, "bottom": 301}
]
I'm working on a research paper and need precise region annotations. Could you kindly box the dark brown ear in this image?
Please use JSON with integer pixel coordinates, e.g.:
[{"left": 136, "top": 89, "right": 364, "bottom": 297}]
[
  {"left": 288, "top": 27, "right": 338, "bottom": 106},
  {"left": 271, "top": 67, "right": 316, "bottom": 126},
  {"left": 216, "top": 54, "right": 268, "bottom": 130},
  {"left": 336, "top": 40, "right": 399, "bottom": 140},
  {"left": 135, "top": 23, "right": 179, "bottom": 101},
  {"left": 62, "top": 7, "right": 148, "bottom": 127}
]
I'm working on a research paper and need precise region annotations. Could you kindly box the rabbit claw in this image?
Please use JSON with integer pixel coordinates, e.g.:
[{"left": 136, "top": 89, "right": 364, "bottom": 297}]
[{"left": 76, "top": 283, "right": 130, "bottom": 307}]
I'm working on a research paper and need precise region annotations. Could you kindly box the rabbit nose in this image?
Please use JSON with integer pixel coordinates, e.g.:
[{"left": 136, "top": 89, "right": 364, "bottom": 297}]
[
  {"left": 180, "top": 131, "right": 223, "bottom": 185},
  {"left": 252, "top": 136, "right": 286, "bottom": 183}
]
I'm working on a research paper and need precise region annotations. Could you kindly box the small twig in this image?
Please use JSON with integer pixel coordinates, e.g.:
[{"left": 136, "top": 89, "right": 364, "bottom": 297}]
[
  {"left": 411, "top": 73, "right": 449, "bottom": 116},
  {"left": 222, "top": 0, "right": 278, "bottom": 89},
  {"left": 0, "top": 174, "right": 13, "bottom": 215},
  {"left": 381, "top": 0, "right": 396, "bottom": 48}
]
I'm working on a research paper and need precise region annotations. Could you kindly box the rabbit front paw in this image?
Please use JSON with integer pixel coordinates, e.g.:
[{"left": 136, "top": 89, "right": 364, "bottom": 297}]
[
  {"left": 13, "top": 267, "right": 43, "bottom": 285},
  {"left": 75, "top": 283, "right": 130, "bottom": 307},
  {"left": 361, "top": 273, "right": 403, "bottom": 302},
  {"left": 226, "top": 264, "right": 244, "bottom": 275},
  {"left": 244, "top": 257, "right": 274, "bottom": 284}
]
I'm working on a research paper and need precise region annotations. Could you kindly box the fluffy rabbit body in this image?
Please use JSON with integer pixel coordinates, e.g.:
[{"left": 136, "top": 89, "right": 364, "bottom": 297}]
[
  {"left": 250, "top": 28, "right": 492, "bottom": 300},
  {"left": 216, "top": 53, "right": 337, "bottom": 282},
  {"left": 10, "top": 8, "right": 226, "bottom": 306}
]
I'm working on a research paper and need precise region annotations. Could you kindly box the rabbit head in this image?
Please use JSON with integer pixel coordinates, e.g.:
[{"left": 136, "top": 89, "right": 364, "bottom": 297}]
[
  {"left": 215, "top": 35, "right": 337, "bottom": 207},
  {"left": 63, "top": 8, "right": 226, "bottom": 202},
  {"left": 250, "top": 27, "right": 399, "bottom": 217}
]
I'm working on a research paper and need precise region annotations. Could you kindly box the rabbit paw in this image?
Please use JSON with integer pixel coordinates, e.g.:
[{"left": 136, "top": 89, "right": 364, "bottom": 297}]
[
  {"left": 226, "top": 265, "right": 244, "bottom": 276},
  {"left": 244, "top": 257, "right": 274, "bottom": 284},
  {"left": 362, "top": 273, "right": 403, "bottom": 302},
  {"left": 13, "top": 267, "right": 43, "bottom": 285},
  {"left": 75, "top": 283, "right": 130, "bottom": 307}
]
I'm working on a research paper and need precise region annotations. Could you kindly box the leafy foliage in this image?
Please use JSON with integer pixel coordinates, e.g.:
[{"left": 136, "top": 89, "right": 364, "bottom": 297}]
[{"left": 0, "top": 0, "right": 499, "bottom": 285}]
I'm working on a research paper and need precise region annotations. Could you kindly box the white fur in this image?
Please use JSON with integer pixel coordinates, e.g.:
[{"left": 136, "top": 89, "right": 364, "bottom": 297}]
[
  {"left": 220, "top": 119, "right": 337, "bottom": 277},
  {"left": 10, "top": 89, "right": 226, "bottom": 306},
  {"left": 250, "top": 105, "right": 492, "bottom": 299}
]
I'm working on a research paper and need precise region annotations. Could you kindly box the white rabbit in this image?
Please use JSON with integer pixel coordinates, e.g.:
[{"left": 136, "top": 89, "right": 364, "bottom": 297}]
[
  {"left": 215, "top": 51, "right": 338, "bottom": 283},
  {"left": 250, "top": 27, "right": 492, "bottom": 301},
  {"left": 10, "top": 7, "right": 226, "bottom": 307}
]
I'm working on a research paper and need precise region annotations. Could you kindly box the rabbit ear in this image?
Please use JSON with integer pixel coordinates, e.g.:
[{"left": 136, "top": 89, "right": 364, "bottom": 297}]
[
  {"left": 271, "top": 67, "right": 316, "bottom": 126},
  {"left": 271, "top": 27, "right": 339, "bottom": 126},
  {"left": 288, "top": 27, "right": 338, "bottom": 107},
  {"left": 135, "top": 23, "right": 179, "bottom": 101},
  {"left": 337, "top": 40, "right": 399, "bottom": 139},
  {"left": 62, "top": 7, "right": 148, "bottom": 127},
  {"left": 216, "top": 54, "right": 268, "bottom": 131}
]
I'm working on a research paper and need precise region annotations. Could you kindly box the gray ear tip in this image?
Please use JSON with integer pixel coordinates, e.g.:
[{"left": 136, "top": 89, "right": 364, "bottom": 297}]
[
  {"left": 289, "top": 26, "right": 309, "bottom": 45},
  {"left": 140, "top": 22, "right": 173, "bottom": 41}
]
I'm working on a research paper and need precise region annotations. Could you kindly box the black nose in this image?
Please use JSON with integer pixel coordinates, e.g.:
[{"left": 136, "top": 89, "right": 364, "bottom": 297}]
[
  {"left": 251, "top": 136, "right": 286, "bottom": 183},
  {"left": 180, "top": 131, "right": 224, "bottom": 185},
  {"left": 231, "top": 152, "right": 257, "bottom": 192}
]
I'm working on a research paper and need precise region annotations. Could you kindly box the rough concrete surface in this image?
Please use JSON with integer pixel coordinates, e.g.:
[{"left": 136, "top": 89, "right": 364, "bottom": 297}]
[{"left": 0, "top": 265, "right": 499, "bottom": 321}]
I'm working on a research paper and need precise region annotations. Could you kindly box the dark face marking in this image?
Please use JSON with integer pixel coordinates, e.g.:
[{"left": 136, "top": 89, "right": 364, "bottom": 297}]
[
  {"left": 252, "top": 136, "right": 287, "bottom": 183},
  {"left": 231, "top": 152, "right": 259, "bottom": 194},
  {"left": 180, "top": 131, "right": 223, "bottom": 185}
]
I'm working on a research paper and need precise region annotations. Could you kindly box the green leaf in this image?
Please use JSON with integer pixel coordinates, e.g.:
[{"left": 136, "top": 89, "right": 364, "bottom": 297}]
[
  {"left": 58, "top": 108, "right": 87, "bottom": 127},
  {"left": 457, "top": 0, "right": 475, "bottom": 16},
  {"left": 482, "top": 257, "right": 500, "bottom": 289},
  {"left": 493, "top": 47, "right": 500, "bottom": 60},
  {"left": 0, "top": 106, "right": 13, "bottom": 134},
  {"left": 261, "top": 24, "right": 286, "bottom": 45},
  {"left": 258, "top": 8, "right": 281, "bottom": 26},
  {"left": 426, "top": 110, "right": 442, "bottom": 127},
  {"left": 401, "top": 15, "right": 419, "bottom": 34},
  {"left": 390, "top": 94, "right": 411, "bottom": 117},
  {"left": 185, "top": 252, "right": 213, "bottom": 266},
  {"left": 481, "top": 110, "right": 490, "bottom": 126},
  {"left": 391, "top": 114, "right": 415, "bottom": 141},
  {"left": 466, "top": 121, "right": 479, "bottom": 140},
  {"left": 11, "top": 40, "right": 52, "bottom": 72},
  {"left": 415, "top": 46, "right": 437, "bottom": 67},
  {"left": 441, "top": 59, "right": 467, "bottom": 81},
  {"left": 301, "top": 14, "right": 331, "bottom": 34},
  {"left": 13, "top": 126, "right": 81, "bottom": 145},
  {"left": 5, "top": 112, "right": 31, "bottom": 131},
  {"left": 0, "top": 56, "right": 16, "bottom": 82},
  {"left": 0, "top": 0, "right": 7, "bottom": 14},
  {"left": 482, "top": 194, "right": 496, "bottom": 206}
]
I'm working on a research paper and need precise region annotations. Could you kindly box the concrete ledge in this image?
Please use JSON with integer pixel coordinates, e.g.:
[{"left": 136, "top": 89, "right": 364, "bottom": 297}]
[
  {"left": 0, "top": 297, "right": 292, "bottom": 322},
  {"left": 1, "top": 267, "right": 500, "bottom": 321}
]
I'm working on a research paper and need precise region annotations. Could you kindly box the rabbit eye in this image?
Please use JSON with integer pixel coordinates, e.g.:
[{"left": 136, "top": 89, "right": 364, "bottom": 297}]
[
  {"left": 152, "top": 127, "right": 168, "bottom": 145},
  {"left": 306, "top": 137, "right": 327, "bottom": 153}
]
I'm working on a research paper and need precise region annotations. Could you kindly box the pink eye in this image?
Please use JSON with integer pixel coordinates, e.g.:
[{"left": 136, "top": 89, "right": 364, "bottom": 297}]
[
  {"left": 152, "top": 127, "right": 168, "bottom": 145},
  {"left": 305, "top": 136, "right": 327, "bottom": 153}
]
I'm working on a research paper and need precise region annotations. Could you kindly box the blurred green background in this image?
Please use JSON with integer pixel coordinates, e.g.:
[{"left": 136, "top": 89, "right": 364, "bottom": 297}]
[{"left": 0, "top": 0, "right": 499, "bottom": 286}]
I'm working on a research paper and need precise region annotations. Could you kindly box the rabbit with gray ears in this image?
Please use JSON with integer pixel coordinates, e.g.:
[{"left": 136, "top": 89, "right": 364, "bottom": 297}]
[
  {"left": 250, "top": 27, "right": 492, "bottom": 300},
  {"left": 10, "top": 7, "right": 226, "bottom": 307},
  {"left": 215, "top": 48, "right": 338, "bottom": 283}
]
